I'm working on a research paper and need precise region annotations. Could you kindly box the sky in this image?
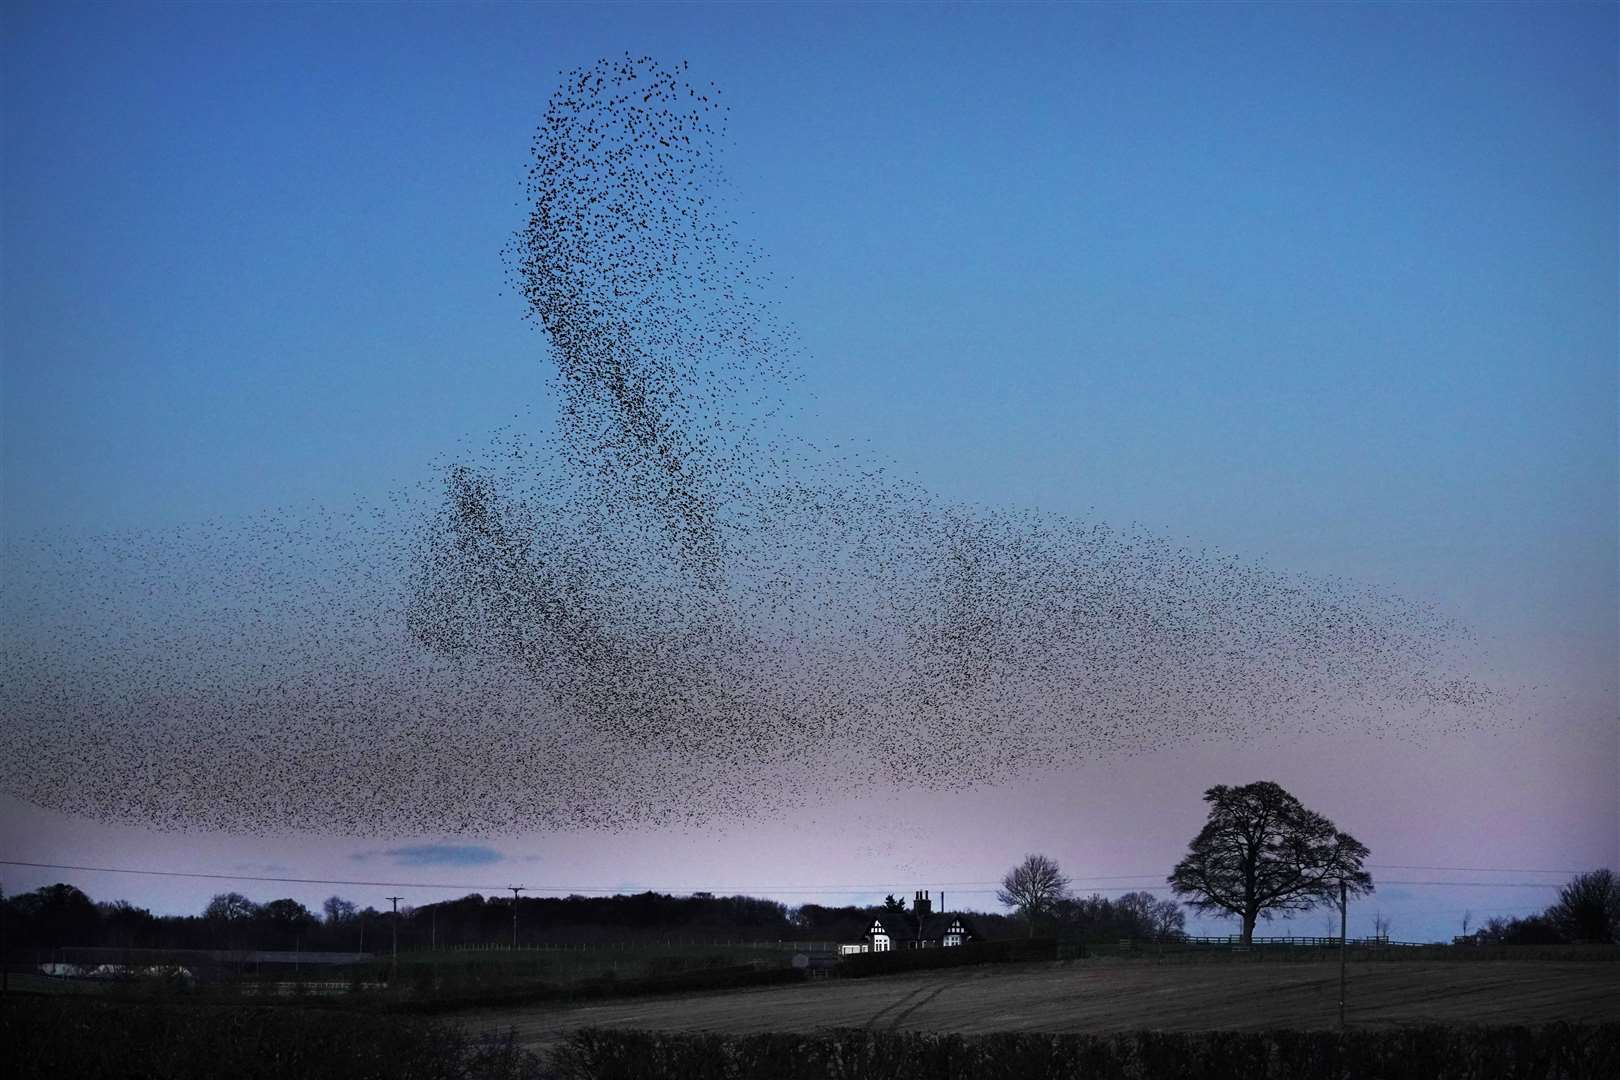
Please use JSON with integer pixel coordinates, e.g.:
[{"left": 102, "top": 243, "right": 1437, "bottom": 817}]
[{"left": 2, "top": 1, "right": 1615, "bottom": 942}]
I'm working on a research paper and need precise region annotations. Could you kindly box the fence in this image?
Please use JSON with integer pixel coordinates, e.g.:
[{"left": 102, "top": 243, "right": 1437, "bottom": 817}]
[{"left": 1181, "top": 935, "right": 1395, "bottom": 948}]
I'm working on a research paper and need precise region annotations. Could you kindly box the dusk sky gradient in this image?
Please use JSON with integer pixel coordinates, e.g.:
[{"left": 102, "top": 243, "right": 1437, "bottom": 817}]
[{"left": 2, "top": 2, "right": 1615, "bottom": 942}]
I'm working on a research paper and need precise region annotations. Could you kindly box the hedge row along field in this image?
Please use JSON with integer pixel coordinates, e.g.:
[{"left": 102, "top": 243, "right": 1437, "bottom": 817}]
[
  {"left": 5, "top": 996, "right": 549, "bottom": 1080},
  {"left": 551, "top": 1025, "right": 1620, "bottom": 1080},
  {"left": 39, "top": 957, "right": 804, "bottom": 1015},
  {"left": 838, "top": 938, "right": 1061, "bottom": 977}
]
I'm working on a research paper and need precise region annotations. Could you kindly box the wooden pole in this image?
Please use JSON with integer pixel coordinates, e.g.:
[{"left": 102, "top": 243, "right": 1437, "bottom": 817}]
[
  {"left": 386, "top": 897, "right": 403, "bottom": 978},
  {"left": 1338, "top": 878, "right": 1348, "bottom": 1029},
  {"left": 508, "top": 887, "right": 525, "bottom": 949}
]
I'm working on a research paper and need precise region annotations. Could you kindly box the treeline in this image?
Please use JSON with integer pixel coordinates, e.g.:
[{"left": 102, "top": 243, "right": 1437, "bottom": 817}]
[
  {"left": 0, "top": 883, "right": 990, "bottom": 953},
  {"left": 419, "top": 890, "right": 799, "bottom": 947},
  {"left": 1458, "top": 870, "right": 1620, "bottom": 947},
  {"left": 1048, "top": 892, "right": 1185, "bottom": 943},
  {"left": 3, "top": 881, "right": 1191, "bottom": 954},
  {"left": 0, "top": 880, "right": 1198, "bottom": 958},
  {"left": 4, "top": 885, "right": 344, "bottom": 953}
]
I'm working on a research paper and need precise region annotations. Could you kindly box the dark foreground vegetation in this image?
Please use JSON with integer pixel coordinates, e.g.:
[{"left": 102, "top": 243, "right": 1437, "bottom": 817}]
[
  {"left": 551, "top": 1025, "right": 1620, "bottom": 1080},
  {"left": 4, "top": 996, "right": 550, "bottom": 1080},
  {"left": 12, "top": 994, "right": 1619, "bottom": 1080}
]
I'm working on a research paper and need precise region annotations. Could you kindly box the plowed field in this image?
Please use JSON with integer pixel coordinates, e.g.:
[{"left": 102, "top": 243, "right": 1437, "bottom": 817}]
[{"left": 471, "top": 960, "right": 1620, "bottom": 1050}]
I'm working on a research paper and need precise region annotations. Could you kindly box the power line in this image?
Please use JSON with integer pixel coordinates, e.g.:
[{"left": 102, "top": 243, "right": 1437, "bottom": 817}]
[
  {"left": 0, "top": 860, "right": 1035, "bottom": 895},
  {"left": 1393, "top": 906, "right": 1550, "bottom": 917},
  {"left": 1373, "top": 880, "right": 1564, "bottom": 889},
  {"left": 0, "top": 859, "right": 1574, "bottom": 896},
  {"left": 0, "top": 860, "right": 989, "bottom": 894},
  {"left": 1368, "top": 864, "right": 1582, "bottom": 875}
]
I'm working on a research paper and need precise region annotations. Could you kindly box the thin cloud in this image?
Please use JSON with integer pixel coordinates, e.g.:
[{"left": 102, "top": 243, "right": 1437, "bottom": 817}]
[{"left": 351, "top": 844, "right": 506, "bottom": 867}]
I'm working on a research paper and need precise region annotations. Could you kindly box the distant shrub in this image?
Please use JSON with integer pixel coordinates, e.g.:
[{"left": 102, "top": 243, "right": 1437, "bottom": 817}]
[{"left": 551, "top": 1024, "right": 1620, "bottom": 1080}]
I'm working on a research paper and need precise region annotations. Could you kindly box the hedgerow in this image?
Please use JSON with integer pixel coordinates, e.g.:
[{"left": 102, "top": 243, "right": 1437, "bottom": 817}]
[{"left": 550, "top": 1024, "right": 1620, "bottom": 1080}]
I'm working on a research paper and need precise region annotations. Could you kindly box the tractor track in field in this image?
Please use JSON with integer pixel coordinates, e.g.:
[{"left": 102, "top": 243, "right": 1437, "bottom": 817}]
[{"left": 874, "top": 981, "right": 950, "bottom": 1030}]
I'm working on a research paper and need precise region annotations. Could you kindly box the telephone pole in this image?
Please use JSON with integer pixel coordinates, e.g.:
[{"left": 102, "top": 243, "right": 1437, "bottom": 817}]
[
  {"left": 508, "top": 887, "right": 525, "bottom": 950},
  {"left": 387, "top": 897, "right": 403, "bottom": 976},
  {"left": 1338, "top": 878, "right": 1348, "bottom": 1029}
]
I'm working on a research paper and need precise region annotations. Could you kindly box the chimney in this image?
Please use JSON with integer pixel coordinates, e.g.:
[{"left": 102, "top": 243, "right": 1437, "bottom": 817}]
[{"left": 914, "top": 890, "right": 932, "bottom": 919}]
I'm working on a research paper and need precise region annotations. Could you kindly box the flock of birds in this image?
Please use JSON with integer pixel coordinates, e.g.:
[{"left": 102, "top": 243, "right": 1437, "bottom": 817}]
[{"left": 0, "top": 57, "right": 1503, "bottom": 836}]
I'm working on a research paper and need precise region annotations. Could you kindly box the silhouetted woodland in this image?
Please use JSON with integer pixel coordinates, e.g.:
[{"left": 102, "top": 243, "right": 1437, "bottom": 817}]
[
  {"left": 1459, "top": 871, "right": 1620, "bottom": 946},
  {"left": 3, "top": 883, "right": 1023, "bottom": 952},
  {"left": 14, "top": 869, "right": 1606, "bottom": 954}
]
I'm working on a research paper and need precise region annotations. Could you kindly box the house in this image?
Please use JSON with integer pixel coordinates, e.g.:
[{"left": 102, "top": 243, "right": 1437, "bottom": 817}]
[
  {"left": 938, "top": 914, "right": 974, "bottom": 947},
  {"left": 839, "top": 891, "right": 978, "bottom": 954}
]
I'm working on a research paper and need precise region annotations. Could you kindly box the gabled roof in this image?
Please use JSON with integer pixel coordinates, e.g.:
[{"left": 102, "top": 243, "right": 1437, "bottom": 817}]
[
  {"left": 865, "top": 910, "right": 919, "bottom": 938},
  {"left": 920, "top": 912, "right": 978, "bottom": 940},
  {"left": 865, "top": 909, "right": 977, "bottom": 941}
]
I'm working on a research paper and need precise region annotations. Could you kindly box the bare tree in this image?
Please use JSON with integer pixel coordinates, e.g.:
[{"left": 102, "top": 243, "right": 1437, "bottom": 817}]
[
  {"left": 204, "top": 892, "right": 259, "bottom": 923},
  {"left": 1146, "top": 894, "right": 1187, "bottom": 942},
  {"left": 262, "top": 899, "right": 317, "bottom": 930},
  {"left": 998, "top": 854, "right": 1071, "bottom": 937},
  {"left": 322, "top": 895, "right": 357, "bottom": 925},
  {"left": 1461, "top": 910, "right": 1472, "bottom": 941},
  {"left": 1370, "top": 912, "right": 1391, "bottom": 940},
  {"left": 204, "top": 891, "right": 259, "bottom": 950},
  {"left": 1168, "top": 781, "right": 1373, "bottom": 945},
  {"left": 1113, "top": 892, "right": 1186, "bottom": 942},
  {"left": 1547, "top": 869, "right": 1620, "bottom": 943}
]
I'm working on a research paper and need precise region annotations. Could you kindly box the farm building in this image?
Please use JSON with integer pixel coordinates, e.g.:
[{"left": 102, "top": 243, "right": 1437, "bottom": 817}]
[{"left": 838, "top": 892, "right": 978, "bottom": 955}]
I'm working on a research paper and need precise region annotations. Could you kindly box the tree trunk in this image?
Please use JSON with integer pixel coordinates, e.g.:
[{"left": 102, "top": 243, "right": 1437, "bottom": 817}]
[{"left": 1241, "top": 911, "right": 1257, "bottom": 945}]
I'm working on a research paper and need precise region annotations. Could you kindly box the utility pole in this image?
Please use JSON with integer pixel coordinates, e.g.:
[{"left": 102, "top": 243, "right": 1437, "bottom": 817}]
[
  {"left": 1, "top": 880, "right": 8, "bottom": 997},
  {"left": 387, "top": 897, "right": 403, "bottom": 978},
  {"left": 1338, "top": 878, "right": 1348, "bottom": 1029},
  {"left": 431, "top": 906, "right": 437, "bottom": 952},
  {"left": 508, "top": 887, "right": 525, "bottom": 950}
]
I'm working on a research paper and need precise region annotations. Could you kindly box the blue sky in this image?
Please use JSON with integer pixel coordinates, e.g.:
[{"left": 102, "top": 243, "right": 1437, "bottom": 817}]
[{"left": 2, "top": 2, "right": 1615, "bottom": 939}]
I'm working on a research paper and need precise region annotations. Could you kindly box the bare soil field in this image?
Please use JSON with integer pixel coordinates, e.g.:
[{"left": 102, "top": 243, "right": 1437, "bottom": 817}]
[{"left": 471, "top": 960, "right": 1620, "bottom": 1051}]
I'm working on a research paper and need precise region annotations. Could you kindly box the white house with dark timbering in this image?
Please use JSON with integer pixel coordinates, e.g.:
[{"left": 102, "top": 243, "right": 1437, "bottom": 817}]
[{"left": 838, "top": 891, "right": 978, "bottom": 955}]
